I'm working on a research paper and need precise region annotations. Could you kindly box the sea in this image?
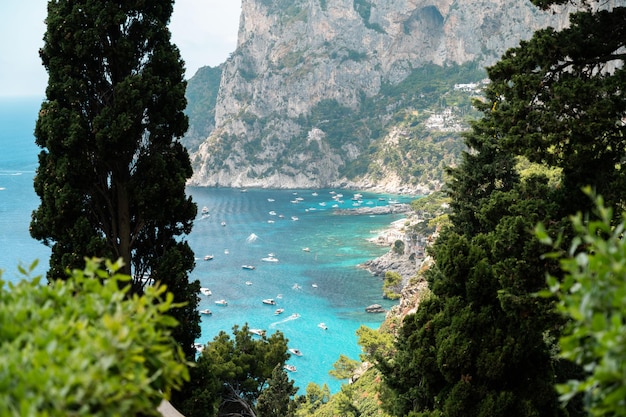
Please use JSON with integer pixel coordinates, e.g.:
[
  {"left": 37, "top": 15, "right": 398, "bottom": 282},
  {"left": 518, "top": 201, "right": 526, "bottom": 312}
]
[{"left": 0, "top": 97, "right": 416, "bottom": 394}]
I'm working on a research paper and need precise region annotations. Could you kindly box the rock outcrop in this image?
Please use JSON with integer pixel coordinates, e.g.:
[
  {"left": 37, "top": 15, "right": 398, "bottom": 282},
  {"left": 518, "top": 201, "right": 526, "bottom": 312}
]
[{"left": 187, "top": 0, "right": 571, "bottom": 191}]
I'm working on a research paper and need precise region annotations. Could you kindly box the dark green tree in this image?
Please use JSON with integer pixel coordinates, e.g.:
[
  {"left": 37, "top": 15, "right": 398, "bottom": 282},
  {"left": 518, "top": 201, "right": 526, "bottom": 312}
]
[
  {"left": 379, "top": 1, "right": 625, "bottom": 415},
  {"left": 31, "top": 0, "right": 200, "bottom": 359},
  {"left": 176, "top": 324, "right": 291, "bottom": 417},
  {"left": 256, "top": 364, "right": 300, "bottom": 417}
]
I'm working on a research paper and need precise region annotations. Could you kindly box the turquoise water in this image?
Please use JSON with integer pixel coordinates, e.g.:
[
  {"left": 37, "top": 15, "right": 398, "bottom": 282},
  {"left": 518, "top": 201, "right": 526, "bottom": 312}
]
[{"left": 0, "top": 97, "right": 415, "bottom": 394}]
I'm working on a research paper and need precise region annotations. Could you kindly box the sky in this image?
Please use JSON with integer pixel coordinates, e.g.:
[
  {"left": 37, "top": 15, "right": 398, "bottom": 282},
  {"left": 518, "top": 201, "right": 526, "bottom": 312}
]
[{"left": 0, "top": 0, "right": 242, "bottom": 97}]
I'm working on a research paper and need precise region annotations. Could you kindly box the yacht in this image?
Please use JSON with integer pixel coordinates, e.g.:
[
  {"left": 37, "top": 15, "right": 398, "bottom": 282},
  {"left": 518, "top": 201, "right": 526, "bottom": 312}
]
[
  {"left": 203, "top": 255, "right": 214, "bottom": 261},
  {"left": 200, "top": 287, "right": 212, "bottom": 296},
  {"left": 214, "top": 299, "right": 228, "bottom": 306},
  {"left": 274, "top": 308, "right": 284, "bottom": 315},
  {"left": 200, "top": 309, "right": 212, "bottom": 315},
  {"left": 249, "top": 328, "right": 266, "bottom": 337},
  {"left": 283, "top": 364, "right": 297, "bottom": 372},
  {"left": 261, "top": 255, "right": 278, "bottom": 262},
  {"left": 262, "top": 298, "right": 276, "bottom": 305},
  {"left": 317, "top": 322, "right": 328, "bottom": 330},
  {"left": 289, "top": 348, "right": 303, "bottom": 356},
  {"left": 242, "top": 265, "right": 256, "bottom": 270}
]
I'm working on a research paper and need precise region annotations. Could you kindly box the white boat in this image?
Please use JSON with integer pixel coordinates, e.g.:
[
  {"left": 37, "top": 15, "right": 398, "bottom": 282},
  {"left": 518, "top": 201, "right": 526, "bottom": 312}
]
[
  {"left": 291, "top": 216, "right": 299, "bottom": 221},
  {"left": 267, "top": 219, "right": 275, "bottom": 223},
  {"left": 245, "top": 281, "right": 253, "bottom": 286},
  {"left": 221, "top": 221, "right": 226, "bottom": 226},
  {"left": 283, "top": 364, "right": 297, "bottom": 372},
  {"left": 249, "top": 328, "right": 266, "bottom": 337},
  {"left": 292, "top": 283, "right": 301, "bottom": 290},
  {"left": 318, "top": 322, "right": 328, "bottom": 330},
  {"left": 267, "top": 198, "right": 275, "bottom": 202},
  {"left": 194, "top": 343, "right": 205, "bottom": 353},
  {"left": 312, "top": 192, "right": 318, "bottom": 196},
  {"left": 262, "top": 298, "right": 276, "bottom": 305},
  {"left": 274, "top": 308, "right": 284, "bottom": 315},
  {"left": 302, "top": 247, "right": 310, "bottom": 252},
  {"left": 224, "top": 249, "right": 229, "bottom": 254},
  {"left": 214, "top": 299, "right": 228, "bottom": 306},
  {"left": 242, "top": 265, "right": 256, "bottom": 270},
  {"left": 289, "top": 348, "right": 303, "bottom": 356},
  {"left": 261, "top": 256, "right": 278, "bottom": 262},
  {"left": 289, "top": 313, "right": 301, "bottom": 320},
  {"left": 312, "top": 283, "right": 318, "bottom": 288},
  {"left": 201, "top": 206, "right": 209, "bottom": 215},
  {"left": 200, "top": 309, "right": 212, "bottom": 315},
  {"left": 200, "top": 287, "right": 212, "bottom": 296},
  {"left": 269, "top": 210, "right": 277, "bottom": 216},
  {"left": 204, "top": 255, "right": 214, "bottom": 261}
]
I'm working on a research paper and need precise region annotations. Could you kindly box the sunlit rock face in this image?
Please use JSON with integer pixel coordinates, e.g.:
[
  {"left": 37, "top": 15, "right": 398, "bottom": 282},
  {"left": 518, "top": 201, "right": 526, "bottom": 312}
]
[{"left": 187, "top": 0, "right": 570, "bottom": 191}]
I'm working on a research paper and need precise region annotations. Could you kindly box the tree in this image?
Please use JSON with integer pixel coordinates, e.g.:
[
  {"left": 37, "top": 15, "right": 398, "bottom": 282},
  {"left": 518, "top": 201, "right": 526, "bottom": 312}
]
[
  {"left": 175, "top": 324, "right": 291, "bottom": 417},
  {"left": 31, "top": 0, "right": 200, "bottom": 359},
  {"left": 379, "top": 1, "right": 626, "bottom": 415},
  {"left": 256, "top": 364, "right": 300, "bottom": 417},
  {"left": 296, "top": 382, "right": 331, "bottom": 415},
  {"left": 538, "top": 191, "right": 626, "bottom": 417},
  {"left": 329, "top": 354, "right": 360, "bottom": 380},
  {"left": 0, "top": 258, "right": 190, "bottom": 416}
]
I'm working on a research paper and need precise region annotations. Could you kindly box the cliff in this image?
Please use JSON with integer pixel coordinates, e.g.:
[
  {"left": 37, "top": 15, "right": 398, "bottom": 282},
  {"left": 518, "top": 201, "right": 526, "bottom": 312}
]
[{"left": 185, "top": 0, "right": 570, "bottom": 192}]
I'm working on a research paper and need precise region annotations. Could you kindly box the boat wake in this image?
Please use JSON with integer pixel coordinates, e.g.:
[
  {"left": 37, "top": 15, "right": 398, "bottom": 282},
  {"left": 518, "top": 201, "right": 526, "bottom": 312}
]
[{"left": 269, "top": 313, "right": 301, "bottom": 328}]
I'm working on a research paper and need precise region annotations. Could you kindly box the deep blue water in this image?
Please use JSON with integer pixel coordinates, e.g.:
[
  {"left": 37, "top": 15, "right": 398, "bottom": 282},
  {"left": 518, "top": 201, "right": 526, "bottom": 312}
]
[{"left": 0, "top": 97, "right": 416, "bottom": 393}]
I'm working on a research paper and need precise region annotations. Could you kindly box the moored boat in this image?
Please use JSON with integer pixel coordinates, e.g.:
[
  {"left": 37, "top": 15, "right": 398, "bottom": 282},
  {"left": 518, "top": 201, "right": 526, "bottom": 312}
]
[
  {"left": 262, "top": 298, "right": 276, "bottom": 305},
  {"left": 200, "top": 287, "right": 212, "bottom": 296},
  {"left": 200, "top": 309, "right": 212, "bottom": 315},
  {"left": 214, "top": 299, "right": 228, "bottom": 306},
  {"left": 283, "top": 364, "right": 297, "bottom": 372},
  {"left": 289, "top": 348, "right": 303, "bottom": 356}
]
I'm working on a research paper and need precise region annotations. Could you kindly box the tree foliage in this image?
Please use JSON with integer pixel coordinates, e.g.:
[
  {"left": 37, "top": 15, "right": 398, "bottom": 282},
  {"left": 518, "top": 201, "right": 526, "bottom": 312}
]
[
  {"left": 0, "top": 258, "right": 190, "bottom": 416},
  {"left": 257, "top": 364, "right": 301, "bottom": 417},
  {"left": 379, "top": 1, "right": 625, "bottom": 416},
  {"left": 538, "top": 191, "right": 626, "bottom": 417},
  {"left": 175, "top": 324, "right": 292, "bottom": 417},
  {"left": 31, "top": 0, "right": 200, "bottom": 359}
]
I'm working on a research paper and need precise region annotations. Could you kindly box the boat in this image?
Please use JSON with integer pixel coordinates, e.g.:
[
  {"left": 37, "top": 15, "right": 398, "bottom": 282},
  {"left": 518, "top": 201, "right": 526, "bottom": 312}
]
[
  {"left": 267, "top": 219, "right": 275, "bottom": 223},
  {"left": 292, "top": 283, "right": 301, "bottom": 290},
  {"left": 317, "top": 322, "right": 328, "bottom": 330},
  {"left": 200, "top": 309, "right": 212, "bottom": 315},
  {"left": 224, "top": 249, "right": 229, "bottom": 254},
  {"left": 214, "top": 299, "right": 228, "bottom": 306},
  {"left": 249, "top": 328, "right": 266, "bottom": 337},
  {"left": 267, "top": 198, "right": 275, "bottom": 202},
  {"left": 262, "top": 298, "right": 276, "bottom": 305},
  {"left": 245, "top": 281, "right": 253, "bottom": 286},
  {"left": 221, "top": 221, "right": 226, "bottom": 226},
  {"left": 204, "top": 255, "right": 214, "bottom": 261},
  {"left": 200, "top": 287, "right": 212, "bottom": 296},
  {"left": 302, "top": 247, "right": 310, "bottom": 252},
  {"left": 283, "top": 364, "right": 297, "bottom": 372},
  {"left": 312, "top": 283, "right": 318, "bottom": 288},
  {"left": 291, "top": 216, "right": 299, "bottom": 221},
  {"left": 289, "top": 348, "right": 303, "bottom": 356},
  {"left": 274, "top": 308, "right": 284, "bottom": 315},
  {"left": 289, "top": 313, "right": 301, "bottom": 320},
  {"left": 201, "top": 206, "right": 209, "bottom": 215},
  {"left": 269, "top": 210, "right": 277, "bottom": 216},
  {"left": 312, "top": 192, "right": 318, "bottom": 196},
  {"left": 261, "top": 255, "right": 278, "bottom": 262},
  {"left": 242, "top": 265, "right": 256, "bottom": 270},
  {"left": 194, "top": 343, "right": 205, "bottom": 353}
]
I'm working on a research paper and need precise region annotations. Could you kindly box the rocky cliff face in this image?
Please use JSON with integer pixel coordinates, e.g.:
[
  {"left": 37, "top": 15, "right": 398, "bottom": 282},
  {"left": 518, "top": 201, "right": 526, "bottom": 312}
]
[{"left": 187, "top": 0, "right": 569, "bottom": 191}]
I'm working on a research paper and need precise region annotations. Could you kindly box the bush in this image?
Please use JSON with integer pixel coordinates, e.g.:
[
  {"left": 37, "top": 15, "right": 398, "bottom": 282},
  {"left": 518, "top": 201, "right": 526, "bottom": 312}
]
[{"left": 0, "top": 258, "right": 189, "bottom": 416}]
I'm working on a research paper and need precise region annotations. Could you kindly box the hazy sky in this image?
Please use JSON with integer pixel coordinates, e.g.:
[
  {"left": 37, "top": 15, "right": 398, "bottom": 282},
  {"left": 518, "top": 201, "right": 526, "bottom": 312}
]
[{"left": 0, "top": 0, "right": 242, "bottom": 97}]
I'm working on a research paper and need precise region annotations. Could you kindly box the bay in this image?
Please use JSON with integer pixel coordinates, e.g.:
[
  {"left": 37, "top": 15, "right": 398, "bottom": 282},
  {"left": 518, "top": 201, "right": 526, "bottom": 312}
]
[{"left": 0, "top": 97, "right": 414, "bottom": 393}]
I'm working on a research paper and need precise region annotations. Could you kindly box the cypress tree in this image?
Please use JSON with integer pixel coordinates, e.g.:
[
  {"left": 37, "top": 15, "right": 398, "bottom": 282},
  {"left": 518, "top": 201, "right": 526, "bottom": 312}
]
[
  {"left": 379, "top": 1, "right": 625, "bottom": 415},
  {"left": 31, "top": 0, "right": 200, "bottom": 359}
]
